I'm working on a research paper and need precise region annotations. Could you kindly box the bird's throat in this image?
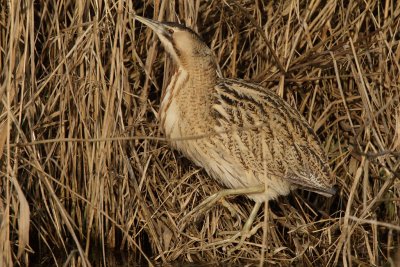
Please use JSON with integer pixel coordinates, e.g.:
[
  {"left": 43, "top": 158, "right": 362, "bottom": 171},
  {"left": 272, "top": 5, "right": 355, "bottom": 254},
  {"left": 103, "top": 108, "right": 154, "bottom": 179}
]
[{"left": 160, "top": 61, "right": 217, "bottom": 140}]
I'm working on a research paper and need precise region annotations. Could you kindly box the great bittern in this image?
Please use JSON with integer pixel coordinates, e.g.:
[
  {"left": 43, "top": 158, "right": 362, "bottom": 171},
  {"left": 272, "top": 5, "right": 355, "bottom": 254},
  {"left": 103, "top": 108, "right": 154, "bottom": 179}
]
[{"left": 136, "top": 15, "right": 336, "bottom": 245}]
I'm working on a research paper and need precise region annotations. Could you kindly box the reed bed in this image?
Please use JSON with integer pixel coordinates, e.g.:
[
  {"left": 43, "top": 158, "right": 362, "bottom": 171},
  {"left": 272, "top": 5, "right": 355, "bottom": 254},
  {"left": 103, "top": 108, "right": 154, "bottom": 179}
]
[{"left": 1, "top": 0, "right": 399, "bottom": 266}]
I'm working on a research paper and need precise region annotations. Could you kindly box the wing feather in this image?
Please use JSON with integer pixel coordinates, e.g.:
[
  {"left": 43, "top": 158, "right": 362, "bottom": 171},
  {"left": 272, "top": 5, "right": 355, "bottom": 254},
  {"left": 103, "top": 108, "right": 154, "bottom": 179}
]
[{"left": 211, "top": 79, "right": 335, "bottom": 195}]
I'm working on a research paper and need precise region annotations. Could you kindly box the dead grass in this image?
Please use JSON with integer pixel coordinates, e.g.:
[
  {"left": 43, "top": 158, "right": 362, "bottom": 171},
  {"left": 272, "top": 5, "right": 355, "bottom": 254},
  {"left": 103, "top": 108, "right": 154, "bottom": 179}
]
[{"left": 1, "top": 0, "right": 400, "bottom": 266}]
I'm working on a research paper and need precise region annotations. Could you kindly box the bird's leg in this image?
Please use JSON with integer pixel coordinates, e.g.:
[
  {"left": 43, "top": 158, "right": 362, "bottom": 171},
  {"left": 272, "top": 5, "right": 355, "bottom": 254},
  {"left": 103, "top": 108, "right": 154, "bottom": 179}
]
[
  {"left": 180, "top": 185, "right": 265, "bottom": 228},
  {"left": 200, "top": 201, "right": 264, "bottom": 251},
  {"left": 228, "top": 201, "right": 262, "bottom": 253}
]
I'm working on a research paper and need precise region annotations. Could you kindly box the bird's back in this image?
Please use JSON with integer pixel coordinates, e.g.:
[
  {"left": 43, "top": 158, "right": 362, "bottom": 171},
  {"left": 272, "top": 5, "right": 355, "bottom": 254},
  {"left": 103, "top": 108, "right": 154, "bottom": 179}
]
[{"left": 166, "top": 77, "right": 335, "bottom": 202}]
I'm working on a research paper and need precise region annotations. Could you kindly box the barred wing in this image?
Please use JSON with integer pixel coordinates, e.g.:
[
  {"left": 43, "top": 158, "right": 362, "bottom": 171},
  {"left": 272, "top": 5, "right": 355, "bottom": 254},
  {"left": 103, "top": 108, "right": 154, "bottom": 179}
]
[{"left": 211, "top": 79, "right": 335, "bottom": 196}]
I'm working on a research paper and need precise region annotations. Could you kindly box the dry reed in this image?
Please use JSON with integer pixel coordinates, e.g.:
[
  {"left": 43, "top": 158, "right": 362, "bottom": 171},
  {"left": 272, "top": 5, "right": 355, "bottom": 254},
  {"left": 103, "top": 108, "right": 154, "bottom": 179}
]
[{"left": 0, "top": 0, "right": 399, "bottom": 266}]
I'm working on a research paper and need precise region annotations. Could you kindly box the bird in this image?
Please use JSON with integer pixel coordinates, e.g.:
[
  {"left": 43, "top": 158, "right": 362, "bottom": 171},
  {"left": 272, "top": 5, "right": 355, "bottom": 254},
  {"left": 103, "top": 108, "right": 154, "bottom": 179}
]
[{"left": 135, "top": 15, "right": 336, "bottom": 244}]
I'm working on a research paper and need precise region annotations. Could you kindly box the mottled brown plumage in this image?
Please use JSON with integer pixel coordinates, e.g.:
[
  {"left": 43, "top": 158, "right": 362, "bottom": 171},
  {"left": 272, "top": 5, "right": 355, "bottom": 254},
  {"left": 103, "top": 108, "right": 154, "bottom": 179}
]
[{"left": 136, "top": 16, "right": 335, "bottom": 203}]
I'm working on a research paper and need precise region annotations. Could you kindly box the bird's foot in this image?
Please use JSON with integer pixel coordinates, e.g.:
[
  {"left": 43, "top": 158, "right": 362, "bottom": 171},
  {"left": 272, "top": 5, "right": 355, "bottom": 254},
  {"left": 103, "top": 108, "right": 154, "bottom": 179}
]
[
  {"left": 227, "top": 201, "right": 262, "bottom": 254},
  {"left": 180, "top": 185, "right": 265, "bottom": 228}
]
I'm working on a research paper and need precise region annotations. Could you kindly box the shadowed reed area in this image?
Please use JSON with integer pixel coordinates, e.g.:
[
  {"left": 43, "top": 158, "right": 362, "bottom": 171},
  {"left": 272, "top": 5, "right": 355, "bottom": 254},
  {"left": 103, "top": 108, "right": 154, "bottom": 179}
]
[{"left": 1, "top": 0, "right": 400, "bottom": 266}]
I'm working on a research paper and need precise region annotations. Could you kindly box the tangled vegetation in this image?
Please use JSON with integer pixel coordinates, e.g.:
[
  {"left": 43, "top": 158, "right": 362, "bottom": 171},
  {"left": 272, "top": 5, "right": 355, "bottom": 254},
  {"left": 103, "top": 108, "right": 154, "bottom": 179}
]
[{"left": 1, "top": 0, "right": 399, "bottom": 266}]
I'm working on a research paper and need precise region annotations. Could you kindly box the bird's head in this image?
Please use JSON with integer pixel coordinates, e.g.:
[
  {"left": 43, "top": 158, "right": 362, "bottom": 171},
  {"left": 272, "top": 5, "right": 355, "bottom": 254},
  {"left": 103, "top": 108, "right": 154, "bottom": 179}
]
[{"left": 135, "top": 16, "right": 215, "bottom": 70}]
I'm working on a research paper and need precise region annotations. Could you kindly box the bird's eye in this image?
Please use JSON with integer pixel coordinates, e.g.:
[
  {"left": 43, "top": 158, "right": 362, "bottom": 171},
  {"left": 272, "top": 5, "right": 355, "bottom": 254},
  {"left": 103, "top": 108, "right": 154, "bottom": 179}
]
[{"left": 167, "top": 28, "right": 174, "bottom": 34}]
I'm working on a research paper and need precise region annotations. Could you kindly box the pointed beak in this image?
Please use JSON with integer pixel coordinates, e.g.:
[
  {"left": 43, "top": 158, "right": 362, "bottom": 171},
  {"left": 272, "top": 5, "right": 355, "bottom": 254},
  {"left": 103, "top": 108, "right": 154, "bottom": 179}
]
[{"left": 135, "top": 15, "right": 172, "bottom": 40}]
